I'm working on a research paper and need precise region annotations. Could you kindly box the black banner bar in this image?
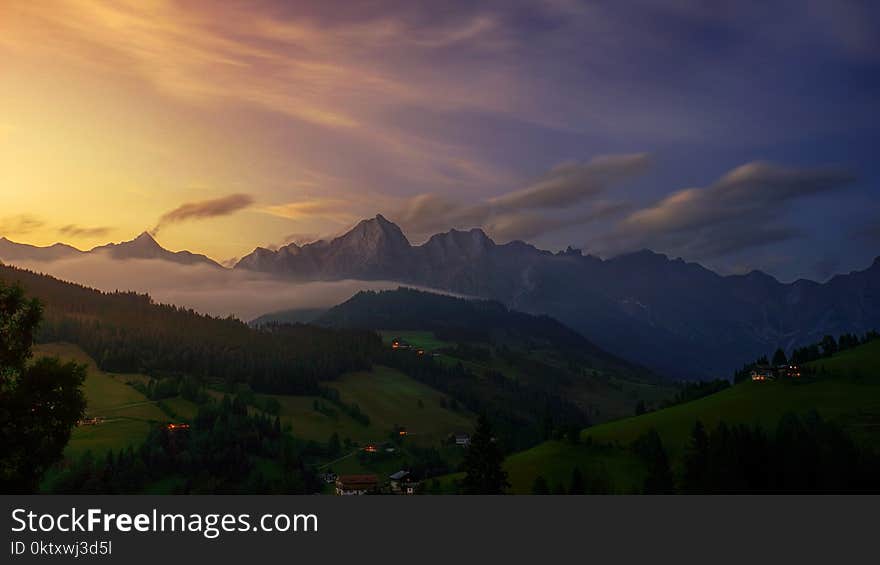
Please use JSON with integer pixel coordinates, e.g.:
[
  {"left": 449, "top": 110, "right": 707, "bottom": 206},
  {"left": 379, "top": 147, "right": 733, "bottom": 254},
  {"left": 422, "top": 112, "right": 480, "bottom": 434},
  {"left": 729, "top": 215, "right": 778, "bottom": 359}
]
[{"left": 1, "top": 496, "right": 875, "bottom": 564}]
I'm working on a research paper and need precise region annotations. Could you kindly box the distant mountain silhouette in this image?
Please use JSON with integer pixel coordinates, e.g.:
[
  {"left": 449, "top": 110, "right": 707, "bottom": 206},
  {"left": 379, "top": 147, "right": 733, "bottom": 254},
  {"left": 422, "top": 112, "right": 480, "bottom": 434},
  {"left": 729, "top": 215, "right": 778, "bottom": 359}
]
[
  {"left": 0, "top": 237, "right": 82, "bottom": 261},
  {"left": 0, "top": 232, "right": 221, "bottom": 268},
  {"left": 236, "top": 216, "right": 880, "bottom": 379},
  {"left": 90, "top": 232, "right": 221, "bottom": 267},
  {"left": 235, "top": 215, "right": 412, "bottom": 279}
]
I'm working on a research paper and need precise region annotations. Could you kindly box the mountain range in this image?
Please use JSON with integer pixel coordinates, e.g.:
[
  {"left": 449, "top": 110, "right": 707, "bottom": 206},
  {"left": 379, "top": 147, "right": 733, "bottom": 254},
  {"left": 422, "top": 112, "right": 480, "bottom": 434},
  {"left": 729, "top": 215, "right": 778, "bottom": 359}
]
[
  {"left": 3, "top": 216, "right": 879, "bottom": 379},
  {"left": 0, "top": 232, "right": 221, "bottom": 268},
  {"left": 233, "top": 215, "right": 880, "bottom": 378}
]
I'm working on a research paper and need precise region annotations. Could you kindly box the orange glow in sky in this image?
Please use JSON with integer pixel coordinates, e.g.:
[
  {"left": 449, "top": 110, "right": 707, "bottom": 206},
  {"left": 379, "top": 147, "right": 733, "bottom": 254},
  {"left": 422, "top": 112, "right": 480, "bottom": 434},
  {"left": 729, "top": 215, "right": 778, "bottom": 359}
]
[{"left": 0, "top": 1, "right": 516, "bottom": 261}]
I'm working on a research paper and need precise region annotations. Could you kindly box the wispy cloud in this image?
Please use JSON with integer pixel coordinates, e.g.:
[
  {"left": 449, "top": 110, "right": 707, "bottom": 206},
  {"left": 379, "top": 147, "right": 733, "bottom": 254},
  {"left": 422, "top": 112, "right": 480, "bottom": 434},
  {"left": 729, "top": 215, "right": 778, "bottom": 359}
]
[
  {"left": 261, "top": 199, "right": 356, "bottom": 223},
  {"left": 393, "top": 154, "right": 649, "bottom": 242},
  {"left": 0, "top": 1, "right": 525, "bottom": 191},
  {"left": 58, "top": 224, "right": 114, "bottom": 239},
  {"left": 604, "top": 161, "right": 855, "bottom": 259},
  {"left": 152, "top": 193, "right": 254, "bottom": 235},
  {"left": 0, "top": 214, "right": 44, "bottom": 237},
  {"left": 490, "top": 154, "right": 651, "bottom": 212}
]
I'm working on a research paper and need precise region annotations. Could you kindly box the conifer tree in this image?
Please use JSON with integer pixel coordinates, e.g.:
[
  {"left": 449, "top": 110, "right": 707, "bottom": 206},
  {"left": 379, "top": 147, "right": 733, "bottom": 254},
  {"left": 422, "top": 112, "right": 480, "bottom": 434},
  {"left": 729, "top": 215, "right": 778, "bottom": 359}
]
[{"left": 460, "top": 414, "right": 509, "bottom": 494}]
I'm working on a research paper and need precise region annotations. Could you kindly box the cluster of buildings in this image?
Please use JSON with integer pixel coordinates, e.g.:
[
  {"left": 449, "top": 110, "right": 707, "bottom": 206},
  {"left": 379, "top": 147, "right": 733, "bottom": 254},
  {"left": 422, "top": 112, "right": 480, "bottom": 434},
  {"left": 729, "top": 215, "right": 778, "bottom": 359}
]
[
  {"left": 77, "top": 416, "right": 104, "bottom": 426},
  {"left": 390, "top": 337, "right": 426, "bottom": 356},
  {"left": 750, "top": 364, "right": 802, "bottom": 382},
  {"left": 329, "top": 430, "right": 471, "bottom": 495},
  {"left": 333, "top": 470, "right": 420, "bottom": 495},
  {"left": 164, "top": 422, "right": 191, "bottom": 431},
  {"left": 391, "top": 337, "right": 443, "bottom": 358}
]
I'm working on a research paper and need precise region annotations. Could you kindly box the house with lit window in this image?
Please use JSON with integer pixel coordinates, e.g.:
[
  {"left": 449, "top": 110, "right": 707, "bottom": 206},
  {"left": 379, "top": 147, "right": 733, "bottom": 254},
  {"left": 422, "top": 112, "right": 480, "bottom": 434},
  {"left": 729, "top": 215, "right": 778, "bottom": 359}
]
[
  {"left": 751, "top": 364, "right": 801, "bottom": 381},
  {"left": 750, "top": 366, "right": 775, "bottom": 381},
  {"left": 389, "top": 470, "right": 419, "bottom": 495}
]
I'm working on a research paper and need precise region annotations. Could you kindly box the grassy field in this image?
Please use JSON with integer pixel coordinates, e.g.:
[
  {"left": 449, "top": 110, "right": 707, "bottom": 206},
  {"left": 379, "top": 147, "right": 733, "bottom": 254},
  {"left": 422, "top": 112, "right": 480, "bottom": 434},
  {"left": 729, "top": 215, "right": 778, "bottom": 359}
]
[
  {"left": 583, "top": 378, "right": 880, "bottom": 457},
  {"left": 35, "top": 343, "right": 474, "bottom": 491},
  {"left": 259, "top": 365, "right": 474, "bottom": 446},
  {"left": 328, "top": 366, "right": 473, "bottom": 443},
  {"left": 34, "top": 343, "right": 169, "bottom": 458},
  {"left": 498, "top": 339, "right": 880, "bottom": 493},
  {"left": 436, "top": 440, "right": 646, "bottom": 494},
  {"left": 582, "top": 338, "right": 880, "bottom": 455},
  {"left": 160, "top": 396, "right": 200, "bottom": 420},
  {"left": 809, "top": 338, "right": 880, "bottom": 380},
  {"left": 258, "top": 393, "right": 366, "bottom": 442},
  {"left": 503, "top": 440, "right": 646, "bottom": 494},
  {"left": 383, "top": 330, "right": 675, "bottom": 424}
]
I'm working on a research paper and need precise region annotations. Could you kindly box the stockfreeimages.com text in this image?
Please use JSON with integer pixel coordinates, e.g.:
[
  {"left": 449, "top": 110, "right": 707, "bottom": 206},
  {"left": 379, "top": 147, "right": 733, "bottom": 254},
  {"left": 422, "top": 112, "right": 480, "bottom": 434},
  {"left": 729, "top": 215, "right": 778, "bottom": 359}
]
[{"left": 11, "top": 508, "right": 317, "bottom": 539}]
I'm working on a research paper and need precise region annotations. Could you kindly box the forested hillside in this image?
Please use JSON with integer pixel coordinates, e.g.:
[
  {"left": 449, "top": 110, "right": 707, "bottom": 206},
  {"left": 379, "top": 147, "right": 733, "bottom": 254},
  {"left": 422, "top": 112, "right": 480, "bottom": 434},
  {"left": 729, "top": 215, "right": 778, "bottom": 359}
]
[
  {"left": 0, "top": 264, "right": 381, "bottom": 394},
  {"left": 316, "top": 288, "right": 638, "bottom": 368}
]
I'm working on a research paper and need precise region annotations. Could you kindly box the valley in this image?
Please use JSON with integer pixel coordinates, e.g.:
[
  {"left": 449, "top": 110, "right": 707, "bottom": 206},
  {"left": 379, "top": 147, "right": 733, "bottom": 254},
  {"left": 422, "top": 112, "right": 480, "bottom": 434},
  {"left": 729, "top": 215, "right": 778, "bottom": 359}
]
[
  {"left": 3, "top": 247, "right": 880, "bottom": 495},
  {"left": 6, "top": 218, "right": 880, "bottom": 380}
]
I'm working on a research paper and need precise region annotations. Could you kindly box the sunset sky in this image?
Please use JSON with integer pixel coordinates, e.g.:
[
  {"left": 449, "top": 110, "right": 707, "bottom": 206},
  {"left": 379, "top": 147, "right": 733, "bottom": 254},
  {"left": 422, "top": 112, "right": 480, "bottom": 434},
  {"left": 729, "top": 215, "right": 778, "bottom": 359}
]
[{"left": 2, "top": 1, "right": 878, "bottom": 280}]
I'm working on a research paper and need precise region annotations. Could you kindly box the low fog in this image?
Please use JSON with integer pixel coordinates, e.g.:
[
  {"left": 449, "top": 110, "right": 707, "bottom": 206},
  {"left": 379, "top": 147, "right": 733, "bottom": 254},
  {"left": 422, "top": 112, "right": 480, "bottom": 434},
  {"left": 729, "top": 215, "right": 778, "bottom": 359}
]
[{"left": 6, "top": 255, "right": 414, "bottom": 321}]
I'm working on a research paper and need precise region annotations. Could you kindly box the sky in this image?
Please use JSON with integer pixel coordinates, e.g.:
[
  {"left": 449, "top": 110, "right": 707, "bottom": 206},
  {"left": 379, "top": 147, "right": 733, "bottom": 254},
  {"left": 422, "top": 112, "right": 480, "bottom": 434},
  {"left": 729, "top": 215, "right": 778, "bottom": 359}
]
[{"left": 1, "top": 0, "right": 878, "bottom": 282}]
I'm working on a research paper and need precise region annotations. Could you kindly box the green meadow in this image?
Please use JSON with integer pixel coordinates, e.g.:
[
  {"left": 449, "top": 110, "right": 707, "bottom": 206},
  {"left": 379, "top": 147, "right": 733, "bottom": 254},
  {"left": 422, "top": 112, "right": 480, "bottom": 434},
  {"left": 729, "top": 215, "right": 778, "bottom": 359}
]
[
  {"left": 33, "top": 343, "right": 167, "bottom": 458},
  {"left": 583, "top": 378, "right": 880, "bottom": 457},
  {"left": 262, "top": 365, "right": 473, "bottom": 445},
  {"left": 38, "top": 343, "right": 473, "bottom": 457},
  {"left": 809, "top": 338, "right": 880, "bottom": 380},
  {"left": 500, "top": 338, "right": 880, "bottom": 493}
]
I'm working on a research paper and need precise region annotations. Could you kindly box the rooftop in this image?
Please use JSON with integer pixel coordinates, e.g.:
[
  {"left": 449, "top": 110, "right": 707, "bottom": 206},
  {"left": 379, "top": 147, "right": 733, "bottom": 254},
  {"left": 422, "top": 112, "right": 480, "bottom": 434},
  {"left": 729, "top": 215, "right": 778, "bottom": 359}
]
[{"left": 337, "top": 474, "right": 379, "bottom": 485}]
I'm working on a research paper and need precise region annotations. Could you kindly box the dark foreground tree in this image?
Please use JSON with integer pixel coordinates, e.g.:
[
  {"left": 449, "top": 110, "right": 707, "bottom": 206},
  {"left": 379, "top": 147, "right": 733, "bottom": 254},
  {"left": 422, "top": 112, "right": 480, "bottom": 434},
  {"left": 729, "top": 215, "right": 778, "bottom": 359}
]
[
  {"left": 460, "top": 414, "right": 509, "bottom": 494},
  {"left": 633, "top": 429, "right": 675, "bottom": 494},
  {"left": 0, "top": 283, "right": 86, "bottom": 492},
  {"left": 682, "top": 421, "right": 710, "bottom": 493},
  {"left": 569, "top": 467, "right": 586, "bottom": 494},
  {"left": 531, "top": 475, "right": 550, "bottom": 494},
  {"left": 676, "top": 413, "right": 880, "bottom": 493}
]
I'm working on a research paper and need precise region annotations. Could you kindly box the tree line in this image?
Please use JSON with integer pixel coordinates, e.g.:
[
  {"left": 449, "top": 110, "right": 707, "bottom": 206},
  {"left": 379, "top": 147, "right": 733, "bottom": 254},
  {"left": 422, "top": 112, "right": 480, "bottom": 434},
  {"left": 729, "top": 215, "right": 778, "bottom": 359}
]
[
  {"left": 1, "top": 265, "right": 382, "bottom": 394},
  {"left": 734, "top": 330, "right": 880, "bottom": 383},
  {"left": 534, "top": 413, "right": 880, "bottom": 494}
]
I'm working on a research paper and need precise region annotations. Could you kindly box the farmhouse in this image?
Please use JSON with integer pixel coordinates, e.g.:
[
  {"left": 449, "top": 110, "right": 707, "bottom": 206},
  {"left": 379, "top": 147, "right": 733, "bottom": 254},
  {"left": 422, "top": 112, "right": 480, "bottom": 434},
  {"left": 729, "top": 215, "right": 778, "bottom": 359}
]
[
  {"left": 77, "top": 416, "right": 103, "bottom": 426},
  {"left": 335, "top": 474, "right": 379, "bottom": 495},
  {"left": 751, "top": 364, "right": 802, "bottom": 382},
  {"left": 750, "top": 366, "right": 775, "bottom": 381},
  {"left": 389, "top": 470, "right": 419, "bottom": 495}
]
